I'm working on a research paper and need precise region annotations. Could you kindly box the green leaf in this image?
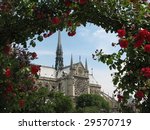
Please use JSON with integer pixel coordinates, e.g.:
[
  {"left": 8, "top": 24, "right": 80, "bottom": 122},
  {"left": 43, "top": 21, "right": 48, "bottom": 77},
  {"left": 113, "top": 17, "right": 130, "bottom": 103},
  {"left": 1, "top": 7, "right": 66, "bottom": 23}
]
[
  {"left": 30, "top": 40, "right": 36, "bottom": 47},
  {"left": 107, "top": 58, "right": 113, "bottom": 65},
  {"left": 37, "top": 35, "right": 43, "bottom": 42},
  {"left": 113, "top": 77, "right": 119, "bottom": 85}
]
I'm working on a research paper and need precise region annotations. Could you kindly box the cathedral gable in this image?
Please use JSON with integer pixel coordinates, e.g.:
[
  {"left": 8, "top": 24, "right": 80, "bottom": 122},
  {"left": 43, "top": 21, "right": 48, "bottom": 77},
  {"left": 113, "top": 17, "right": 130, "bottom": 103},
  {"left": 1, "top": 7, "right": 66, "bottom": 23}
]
[{"left": 73, "top": 62, "right": 86, "bottom": 77}]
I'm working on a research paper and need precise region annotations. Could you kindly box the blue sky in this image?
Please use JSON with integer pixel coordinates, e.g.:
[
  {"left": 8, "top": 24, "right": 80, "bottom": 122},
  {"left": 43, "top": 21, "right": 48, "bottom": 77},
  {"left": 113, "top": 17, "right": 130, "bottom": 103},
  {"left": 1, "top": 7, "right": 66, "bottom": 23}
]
[{"left": 29, "top": 23, "right": 120, "bottom": 96}]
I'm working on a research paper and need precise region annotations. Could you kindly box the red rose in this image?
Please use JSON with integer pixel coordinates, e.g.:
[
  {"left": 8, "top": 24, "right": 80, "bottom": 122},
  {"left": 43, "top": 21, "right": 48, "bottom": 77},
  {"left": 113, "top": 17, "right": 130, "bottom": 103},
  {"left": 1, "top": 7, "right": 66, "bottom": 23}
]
[
  {"left": 138, "top": 29, "right": 149, "bottom": 40},
  {"left": 134, "top": 40, "right": 144, "bottom": 48},
  {"left": 117, "top": 29, "right": 126, "bottom": 38},
  {"left": 52, "top": 17, "right": 61, "bottom": 25},
  {"left": 5, "top": 68, "right": 11, "bottom": 78},
  {"left": 141, "top": 67, "right": 146, "bottom": 72},
  {"left": 119, "top": 39, "right": 128, "bottom": 48},
  {"left": 79, "top": 0, "right": 87, "bottom": 5},
  {"left": 31, "top": 65, "right": 40, "bottom": 75},
  {"left": 145, "top": 31, "right": 150, "bottom": 42},
  {"left": 31, "top": 52, "right": 37, "bottom": 59},
  {"left": 141, "top": 67, "right": 150, "bottom": 78},
  {"left": 19, "top": 99, "right": 25, "bottom": 108},
  {"left": 68, "top": 31, "right": 76, "bottom": 36},
  {"left": 135, "top": 91, "right": 144, "bottom": 100},
  {"left": 144, "top": 44, "right": 150, "bottom": 53},
  {"left": 5, "top": 85, "right": 13, "bottom": 93}
]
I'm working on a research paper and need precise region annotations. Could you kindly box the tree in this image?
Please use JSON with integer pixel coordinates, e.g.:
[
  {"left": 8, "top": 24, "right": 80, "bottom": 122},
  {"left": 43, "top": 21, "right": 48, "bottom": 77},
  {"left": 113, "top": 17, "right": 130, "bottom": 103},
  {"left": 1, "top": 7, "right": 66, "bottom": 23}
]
[
  {"left": 48, "top": 92, "right": 74, "bottom": 113},
  {"left": 76, "top": 94, "right": 110, "bottom": 112},
  {"left": 14, "top": 87, "right": 75, "bottom": 113}
]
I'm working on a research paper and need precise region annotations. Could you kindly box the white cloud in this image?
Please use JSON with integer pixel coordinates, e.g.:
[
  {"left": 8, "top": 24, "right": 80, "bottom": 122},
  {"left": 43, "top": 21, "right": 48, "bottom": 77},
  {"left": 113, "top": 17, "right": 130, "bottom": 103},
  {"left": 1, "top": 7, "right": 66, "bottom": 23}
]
[{"left": 78, "top": 27, "right": 119, "bottom": 53}]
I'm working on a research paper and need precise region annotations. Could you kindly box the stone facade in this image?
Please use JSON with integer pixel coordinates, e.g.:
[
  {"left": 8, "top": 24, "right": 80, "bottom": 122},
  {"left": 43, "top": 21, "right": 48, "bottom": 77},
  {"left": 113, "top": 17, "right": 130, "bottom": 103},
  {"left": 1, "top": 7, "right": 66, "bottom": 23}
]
[{"left": 36, "top": 62, "right": 101, "bottom": 97}]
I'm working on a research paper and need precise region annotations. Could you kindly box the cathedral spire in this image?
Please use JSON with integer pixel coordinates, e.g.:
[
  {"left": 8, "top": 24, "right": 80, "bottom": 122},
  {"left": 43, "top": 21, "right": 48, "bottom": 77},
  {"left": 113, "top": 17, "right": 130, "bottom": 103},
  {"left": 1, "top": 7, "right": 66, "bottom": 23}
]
[
  {"left": 79, "top": 56, "right": 81, "bottom": 62},
  {"left": 70, "top": 54, "right": 73, "bottom": 69},
  {"left": 85, "top": 58, "right": 88, "bottom": 70},
  {"left": 55, "top": 30, "right": 64, "bottom": 70}
]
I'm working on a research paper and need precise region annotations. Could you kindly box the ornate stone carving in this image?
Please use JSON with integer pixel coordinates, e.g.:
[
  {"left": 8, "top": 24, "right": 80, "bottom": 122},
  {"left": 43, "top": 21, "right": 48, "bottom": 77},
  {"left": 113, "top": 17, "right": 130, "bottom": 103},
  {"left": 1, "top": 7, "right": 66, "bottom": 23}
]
[{"left": 74, "top": 77, "right": 88, "bottom": 96}]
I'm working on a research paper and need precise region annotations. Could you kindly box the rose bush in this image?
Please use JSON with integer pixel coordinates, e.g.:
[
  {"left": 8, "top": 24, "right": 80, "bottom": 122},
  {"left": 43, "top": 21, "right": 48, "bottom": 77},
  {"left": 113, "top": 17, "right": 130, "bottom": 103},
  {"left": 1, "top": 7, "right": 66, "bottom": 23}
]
[
  {"left": 94, "top": 1, "right": 150, "bottom": 111},
  {"left": 0, "top": 44, "right": 40, "bottom": 112}
]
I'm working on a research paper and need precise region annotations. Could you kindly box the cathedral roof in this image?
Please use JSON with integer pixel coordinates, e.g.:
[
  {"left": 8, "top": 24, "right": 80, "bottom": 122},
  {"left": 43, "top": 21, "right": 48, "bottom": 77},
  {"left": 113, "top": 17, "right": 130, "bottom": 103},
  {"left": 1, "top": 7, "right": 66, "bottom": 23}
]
[
  {"left": 38, "top": 63, "right": 100, "bottom": 87},
  {"left": 89, "top": 74, "right": 100, "bottom": 85},
  {"left": 57, "top": 66, "right": 70, "bottom": 78},
  {"left": 39, "top": 65, "right": 56, "bottom": 78}
]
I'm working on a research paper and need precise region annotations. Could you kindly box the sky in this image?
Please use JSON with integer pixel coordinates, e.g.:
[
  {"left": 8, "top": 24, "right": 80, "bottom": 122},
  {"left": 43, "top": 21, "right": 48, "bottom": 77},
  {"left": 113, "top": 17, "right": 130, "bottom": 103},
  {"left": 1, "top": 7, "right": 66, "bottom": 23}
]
[{"left": 29, "top": 23, "right": 120, "bottom": 96}]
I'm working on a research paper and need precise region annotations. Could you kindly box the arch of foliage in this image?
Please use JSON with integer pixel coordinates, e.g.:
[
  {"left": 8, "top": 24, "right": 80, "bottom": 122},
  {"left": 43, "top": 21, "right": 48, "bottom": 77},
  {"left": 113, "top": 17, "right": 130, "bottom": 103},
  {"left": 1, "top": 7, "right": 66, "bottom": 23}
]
[{"left": 0, "top": 0, "right": 150, "bottom": 112}]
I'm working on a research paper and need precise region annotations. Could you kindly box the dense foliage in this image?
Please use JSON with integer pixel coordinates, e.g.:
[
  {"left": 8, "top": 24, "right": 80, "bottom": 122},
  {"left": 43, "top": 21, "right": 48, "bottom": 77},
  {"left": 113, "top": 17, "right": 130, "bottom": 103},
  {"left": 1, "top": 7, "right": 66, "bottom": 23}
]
[
  {"left": 76, "top": 94, "right": 110, "bottom": 112},
  {"left": 0, "top": 45, "right": 40, "bottom": 112},
  {"left": 25, "top": 89, "right": 74, "bottom": 113},
  {"left": 94, "top": 1, "right": 150, "bottom": 112}
]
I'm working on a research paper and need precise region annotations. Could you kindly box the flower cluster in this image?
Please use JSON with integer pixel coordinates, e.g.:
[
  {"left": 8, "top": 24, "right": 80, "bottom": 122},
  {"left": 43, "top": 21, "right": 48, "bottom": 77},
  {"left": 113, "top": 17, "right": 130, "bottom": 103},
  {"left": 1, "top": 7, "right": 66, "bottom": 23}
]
[
  {"left": 119, "top": 39, "right": 128, "bottom": 48},
  {"left": 32, "top": 0, "right": 88, "bottom": 39},
  {"left": 117, "top": 28, "right": 150, "bottom": 50},
  {"left": 117, "top": 29, "right": 129, "bottom": 48},
  {"left": 144, "top": 44, "right": 150, "bottom": 53},
  {"left": 134, "top": 29, "right": 150, "bottom": 49},
  {"left": 31, "top": 65, "right": 41, "bottom": 75},
  {"left": 141, "top": 67, "right": 150, "bottom": 78},
  {"left": 51, "top": 17, "right": 61, "bottom": 25},
  {"left": 0, "top": 45, "right": 41, "bottom": 111},
  {"left": 117, "top": 29, "right": 126, "bottom": 38}
]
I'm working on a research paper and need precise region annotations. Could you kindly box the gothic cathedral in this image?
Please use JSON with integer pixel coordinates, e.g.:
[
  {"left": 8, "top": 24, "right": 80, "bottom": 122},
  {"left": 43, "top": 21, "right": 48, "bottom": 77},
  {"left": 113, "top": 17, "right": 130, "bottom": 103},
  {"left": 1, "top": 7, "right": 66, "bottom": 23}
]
[{"left": 36, "top": 31, "right": 102, "bottom": 98}]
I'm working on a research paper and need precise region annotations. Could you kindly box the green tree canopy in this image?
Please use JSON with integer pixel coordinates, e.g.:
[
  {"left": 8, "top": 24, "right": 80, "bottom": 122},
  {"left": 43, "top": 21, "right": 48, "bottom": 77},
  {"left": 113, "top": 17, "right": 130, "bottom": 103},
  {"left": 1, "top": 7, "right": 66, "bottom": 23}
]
[{"left": 76, "top": 94, "right": 110, "bottom": 112}]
